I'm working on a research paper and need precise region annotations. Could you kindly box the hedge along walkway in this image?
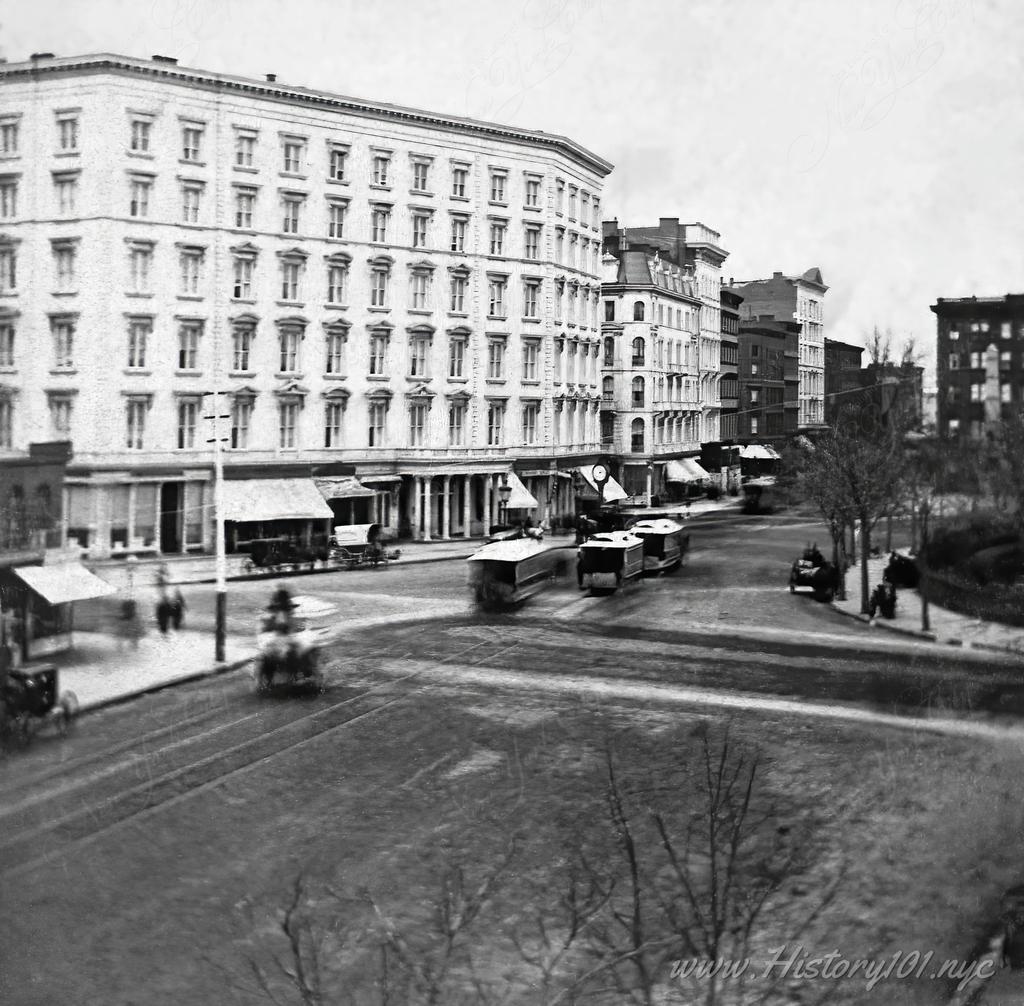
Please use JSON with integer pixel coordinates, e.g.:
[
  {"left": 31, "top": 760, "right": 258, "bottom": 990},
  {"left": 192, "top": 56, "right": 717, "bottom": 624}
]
[{"left": 830, "top": 556, "right": 1024, "bottom": 656}]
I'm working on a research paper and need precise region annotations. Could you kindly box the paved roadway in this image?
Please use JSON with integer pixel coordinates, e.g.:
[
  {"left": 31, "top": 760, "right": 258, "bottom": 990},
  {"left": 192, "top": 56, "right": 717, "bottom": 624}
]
[{"left": 2, "top": 513, "right": 1021, "bottom": 1006}]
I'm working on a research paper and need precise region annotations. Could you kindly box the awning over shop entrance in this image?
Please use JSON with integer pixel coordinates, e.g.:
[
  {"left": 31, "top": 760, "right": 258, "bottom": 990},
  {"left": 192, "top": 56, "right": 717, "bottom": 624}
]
[
  {"left": 577, "top": 465, "right": 628, "bottom": 503},
  {"left": 739, "top": 444, "right": 781, "bottom": 460},
  {"left": 504, "top": 471, "right": 539, "bottom": 509},
  {"left": 220, "top": 479, "right": 334, "bottom": 522},
  {"left": 314, "top": 475, "right": 375, "bottom": 501},
  {"left": 13, "top": 563, "right": 117, "bottom": 605},
  {"left": 665, "top": 459, "right": 710, "bottom": 482}
]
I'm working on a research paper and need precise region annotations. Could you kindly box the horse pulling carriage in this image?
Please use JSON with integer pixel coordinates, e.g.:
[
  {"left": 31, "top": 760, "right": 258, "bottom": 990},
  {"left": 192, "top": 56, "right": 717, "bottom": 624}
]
[
  {"left": 1, "top": 660, "right": 78, "bottom": 745},
  {"left": 254, "top": 588, "right": 335, "bottom": 694}
]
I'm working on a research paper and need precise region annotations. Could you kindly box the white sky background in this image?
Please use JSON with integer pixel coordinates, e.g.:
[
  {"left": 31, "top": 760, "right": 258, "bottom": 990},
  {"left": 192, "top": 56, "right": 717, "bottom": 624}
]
[{"left": 3, "top": 0, "right": 1022, "bottom": 380}]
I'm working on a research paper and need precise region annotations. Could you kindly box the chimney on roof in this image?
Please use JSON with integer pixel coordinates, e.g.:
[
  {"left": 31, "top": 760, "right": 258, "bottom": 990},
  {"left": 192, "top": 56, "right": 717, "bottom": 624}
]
[
  {"left": 730, "top": 277, "right": 734, "bottom": 286},
  {"left": 152, "top": 55, "right": 178, "bottom": 64},
  {"left": 773, "top": 271, "right": 783, "bottom": 278},
  {"left": 266, "top": 73, "right": 277, "bottom": 82},
  {"left": 30, "top": 52, "right": 55, "bottom": 60}
]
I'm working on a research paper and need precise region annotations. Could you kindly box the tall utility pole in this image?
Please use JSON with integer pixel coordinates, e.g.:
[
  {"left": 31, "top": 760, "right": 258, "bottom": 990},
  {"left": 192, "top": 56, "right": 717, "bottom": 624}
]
[{"left": 203, "top": 389, "right": 229, "bottom": 662}]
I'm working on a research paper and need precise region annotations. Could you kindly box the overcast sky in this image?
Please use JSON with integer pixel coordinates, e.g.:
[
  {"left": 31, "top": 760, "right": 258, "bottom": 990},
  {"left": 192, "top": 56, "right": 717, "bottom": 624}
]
[{"left": 5, "top": 0, "right": 1022, "bottom": 381}]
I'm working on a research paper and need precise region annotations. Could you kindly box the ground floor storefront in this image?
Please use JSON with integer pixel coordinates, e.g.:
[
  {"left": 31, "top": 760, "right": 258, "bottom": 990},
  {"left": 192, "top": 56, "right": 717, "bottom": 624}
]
[{"left": 60, "top": 457, "right": 610, "bottom": 556}]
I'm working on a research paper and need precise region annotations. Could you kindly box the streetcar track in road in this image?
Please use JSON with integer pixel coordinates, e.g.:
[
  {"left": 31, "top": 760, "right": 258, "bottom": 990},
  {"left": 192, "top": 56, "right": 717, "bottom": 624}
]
[
  {"left": 0, "top": 636, "right": 520, "bottom": 879},
  {"left": 0, "top": 710, "right": 265, "bottom": 824}
]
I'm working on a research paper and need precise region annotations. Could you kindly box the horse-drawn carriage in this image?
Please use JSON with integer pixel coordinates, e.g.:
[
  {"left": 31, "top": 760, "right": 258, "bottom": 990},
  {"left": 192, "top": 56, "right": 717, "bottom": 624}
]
[
  {"left": 328, "top": 524, "right": 400, "bottom": 570},
  {"left": 254, "top": 588, "right": 335, "bottom": 693},
  {"left": 788, "top": 544, "right": 840, "bottom": 601},
  {"left": 1, "top": 660, "right": 78, "bottom": 745}
]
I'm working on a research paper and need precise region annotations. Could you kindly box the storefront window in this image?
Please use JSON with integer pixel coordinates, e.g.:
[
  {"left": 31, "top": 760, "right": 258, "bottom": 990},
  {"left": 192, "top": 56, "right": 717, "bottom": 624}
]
[
  {"left": 66, "top": 486, "right": 92, "bottom": 549},
  {"left": 134, "top": 484, "right": 158, "bottom": 548},
  {"left": 184, "top": 482, "right": 205, "bottom": 549},
  {"left": 110, "top": 486, "right": 131, "bottom": 550}
]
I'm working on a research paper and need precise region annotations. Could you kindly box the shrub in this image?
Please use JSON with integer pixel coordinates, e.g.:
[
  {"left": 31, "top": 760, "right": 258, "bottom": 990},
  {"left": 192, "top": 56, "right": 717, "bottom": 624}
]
[{"left": 925, "top": 512, "right": 1018, "bottom": 569}]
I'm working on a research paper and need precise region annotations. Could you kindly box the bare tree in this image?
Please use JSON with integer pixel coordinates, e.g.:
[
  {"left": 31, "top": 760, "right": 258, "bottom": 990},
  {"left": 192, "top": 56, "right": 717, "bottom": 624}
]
[
  {"left": 798, "top": 401, "right": 905, "bottom": 612},
  {"left": 865, "top": 325, "right": 893, "bottom": 366}
]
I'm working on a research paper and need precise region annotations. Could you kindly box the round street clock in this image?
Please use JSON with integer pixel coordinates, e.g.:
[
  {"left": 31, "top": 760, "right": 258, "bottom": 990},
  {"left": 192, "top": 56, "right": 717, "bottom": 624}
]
[{"left": 592, "top": 463, "right": 609, "bottom": 484}]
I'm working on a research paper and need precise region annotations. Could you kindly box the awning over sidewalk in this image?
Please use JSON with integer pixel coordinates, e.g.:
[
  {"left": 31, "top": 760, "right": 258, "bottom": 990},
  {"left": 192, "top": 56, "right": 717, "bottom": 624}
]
[
  {"left": 504, "top": 471, "right": 539, "bottom": 509},
  {"left": 220, "top": 479, "right": 333, "bottom": 522},
  {"left": 665, "top": 458, "right": 710, "bottom": 482},
  {"left": 739, "top": 444, "right": 781, "bottom": 460},
  {"left": 577, "top": 465, "right": 628, "bottom": 502},
  {"left": 13, "top": 563, "right": 117, "bottom": 605},
  {"left": 314, "top": 475, "right": 375, "bottom": 501}
]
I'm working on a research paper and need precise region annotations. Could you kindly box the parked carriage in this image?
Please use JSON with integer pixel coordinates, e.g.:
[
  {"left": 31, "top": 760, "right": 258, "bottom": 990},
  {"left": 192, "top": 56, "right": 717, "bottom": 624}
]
[
  {"left": 1, "top": 661, "right": 78, "bottom": 745},
  {"left": 629, "top": 518, "right": 690, "bottom": 574},
  {"left": 577, "top": 531, "right": 645, "bottom": 593},
  {"left": 788, "top": 544, "right": 839, "bottom": 601},
  {"left": 329, "top": 523, "right": 400, "bottom": 569},
  {"left": 467, "top": 536, "right": 562, "bottom": 609}
]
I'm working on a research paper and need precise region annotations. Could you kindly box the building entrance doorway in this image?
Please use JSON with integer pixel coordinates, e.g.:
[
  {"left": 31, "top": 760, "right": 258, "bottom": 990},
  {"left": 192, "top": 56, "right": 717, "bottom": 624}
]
[{"left": 160, "top": 482, "right": 183, "bottom": 554}]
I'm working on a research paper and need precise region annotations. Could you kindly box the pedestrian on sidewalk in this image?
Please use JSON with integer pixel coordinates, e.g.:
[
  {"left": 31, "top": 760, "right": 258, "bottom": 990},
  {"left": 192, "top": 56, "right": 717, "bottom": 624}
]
[
  {"left": 170, "top": 588, "right": 187, "bottom": 630},
  {"left": 119, "top": 598, "right": 144, "bottom": 649},
  {"left": 155, "top": 596, "right": 171, "bottom": 635}
]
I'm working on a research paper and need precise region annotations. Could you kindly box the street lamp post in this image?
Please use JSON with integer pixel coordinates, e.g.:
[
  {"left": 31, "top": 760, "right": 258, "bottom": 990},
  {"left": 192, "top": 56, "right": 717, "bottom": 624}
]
[
  {"left": 202, "top": 389, "right": 229, "bottom": 663},
  {"left": 498, "top": 474, "right": 512, "bottom": 527}
]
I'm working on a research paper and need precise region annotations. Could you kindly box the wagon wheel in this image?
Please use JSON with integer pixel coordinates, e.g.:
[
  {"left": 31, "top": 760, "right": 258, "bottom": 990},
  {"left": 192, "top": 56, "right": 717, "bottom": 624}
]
[{"left": 576, "top": 564, "right": 586, "bottom": 590}]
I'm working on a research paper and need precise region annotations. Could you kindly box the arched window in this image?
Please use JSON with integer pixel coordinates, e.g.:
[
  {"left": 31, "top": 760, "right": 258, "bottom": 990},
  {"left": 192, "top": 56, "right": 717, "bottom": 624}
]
[
  {"left": 630, "top": 417, "right": 645, "bottom": 453},
  {"left": 603, "top": 336, "right": 615, "bottom": 367},
  {"left": 633, "top": 301, "right": 645, "bottom": 321},
  {"left": 631, "top": 337, "right": 645, "bottom": 366},
  {"left": 631, "top": 376, "right": 645, "bottom": 408},
  {"left": 602, "top": 375, "right": 614, "bottom": 402}
]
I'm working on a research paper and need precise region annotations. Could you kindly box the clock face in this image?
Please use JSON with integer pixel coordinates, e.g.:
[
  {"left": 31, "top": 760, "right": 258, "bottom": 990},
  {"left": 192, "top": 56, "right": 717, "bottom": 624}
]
[{"left": 592, "top": 464, "right": 608, "bottom": 483}]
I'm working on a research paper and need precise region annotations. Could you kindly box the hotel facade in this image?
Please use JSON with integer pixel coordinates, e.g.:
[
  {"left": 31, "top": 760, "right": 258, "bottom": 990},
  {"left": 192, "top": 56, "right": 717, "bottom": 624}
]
[{"left": 0, "top": 53, "right": 612, "bottom": 557}]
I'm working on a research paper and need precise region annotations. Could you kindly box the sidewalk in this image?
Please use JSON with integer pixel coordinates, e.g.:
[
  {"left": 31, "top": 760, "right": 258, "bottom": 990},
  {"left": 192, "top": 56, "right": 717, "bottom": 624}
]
[
  {"left": 831, "top": 555, "right": 1024, "bottom": 656},
  {"left": 49, "top": 629, "right": 255, "bottom": 712}
]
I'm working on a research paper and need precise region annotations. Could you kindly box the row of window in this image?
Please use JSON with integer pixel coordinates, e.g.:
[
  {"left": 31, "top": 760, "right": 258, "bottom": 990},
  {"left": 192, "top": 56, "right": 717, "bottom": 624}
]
[
  {"left": 948, "top": 350, "right": 1019, "bottom": 369},
  {"left": 0, "top": 313, "right": 604, "bottom": 386},
  {"left": 947, "top": 381, "right": 1021, "bottom": 403},
  {"left": 0, "top": 110, "right": 602, "bottom": 226},
  {"left": 947, "top": 321, "right": 1022, "bottom": 339},
  {"left": 0, "top": 392, "right": 602, "bottom": 453}
]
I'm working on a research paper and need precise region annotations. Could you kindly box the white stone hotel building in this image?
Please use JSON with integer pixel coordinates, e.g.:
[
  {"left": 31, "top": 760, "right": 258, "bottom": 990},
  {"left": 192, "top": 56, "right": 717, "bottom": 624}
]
[{"left": 0, "top": 53, "right": 612, "bottom": 557}]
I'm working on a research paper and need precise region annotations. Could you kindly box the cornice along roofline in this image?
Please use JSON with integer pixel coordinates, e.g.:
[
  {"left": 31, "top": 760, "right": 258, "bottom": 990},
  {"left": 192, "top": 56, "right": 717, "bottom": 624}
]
[{"left": 0, "top": 53, "right": 614, "bottom": 178}]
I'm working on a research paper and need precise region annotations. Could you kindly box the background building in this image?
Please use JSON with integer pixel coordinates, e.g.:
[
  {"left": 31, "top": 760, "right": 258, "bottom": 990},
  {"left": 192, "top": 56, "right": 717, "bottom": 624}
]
[
  {"left": 735, "top": 318, "right": 800, "bottom": 445},
  {"left": 719, "top": 287, "right": 742, "bottom": 441},
  {"left": 731, "top": 268, "right": 827, "bottom": 431},
  {"left": 598, "top": 243, "right": 703, "bottom": 501},
  {"left": 932, "top": 294, "right": 1024, "bottom": 439},
  {"left": 824, "top": 337, "right": 864, "bottom": 424},
  {"left": 0, "top": 52, "right": 611, "bottom": 555}
]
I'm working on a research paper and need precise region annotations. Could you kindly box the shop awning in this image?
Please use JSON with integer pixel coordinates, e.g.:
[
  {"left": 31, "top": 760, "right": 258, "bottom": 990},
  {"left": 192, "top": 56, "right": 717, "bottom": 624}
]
[
  {"left": 578, "top": 465, "right": 628, "bottom": 503},
  {"left": 504, "top": 471, "right": 539, "bottom": 509},
  {"left": 220, "top": 479, "right": 333, "bottom": 522},
  {"left": 13, "top": 563, "right": 117, "bottom": 605},
  {"left": 739, "top": 444, "right": 780, "bottom": 460},
  {"left": 314, "top": 475, "right": 375, "bottom": 501},
  {"left": 665, "top": 459, "right": 710, "bottom": 482}
]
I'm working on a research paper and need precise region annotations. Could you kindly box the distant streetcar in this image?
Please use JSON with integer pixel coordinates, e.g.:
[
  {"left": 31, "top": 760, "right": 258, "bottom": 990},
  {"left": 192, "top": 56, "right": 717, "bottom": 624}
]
[
  {"left": 576, "top": 531, "right": 645, "bottom": 592},
  {"left": 629, "top": 518, "right": 690, "bottom": 574}
]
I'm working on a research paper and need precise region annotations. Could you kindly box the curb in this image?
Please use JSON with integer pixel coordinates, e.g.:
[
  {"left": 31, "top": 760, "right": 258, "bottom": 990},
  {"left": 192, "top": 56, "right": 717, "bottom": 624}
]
[
  {"left": 73, "top": 607, "right": 473, "bottom": 715},
  {"left": 829, "top": 601, "right": 1024, "bottom": 657},
  {"left": 78, "top": 654, "right": 255, "bottom": 715}
]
